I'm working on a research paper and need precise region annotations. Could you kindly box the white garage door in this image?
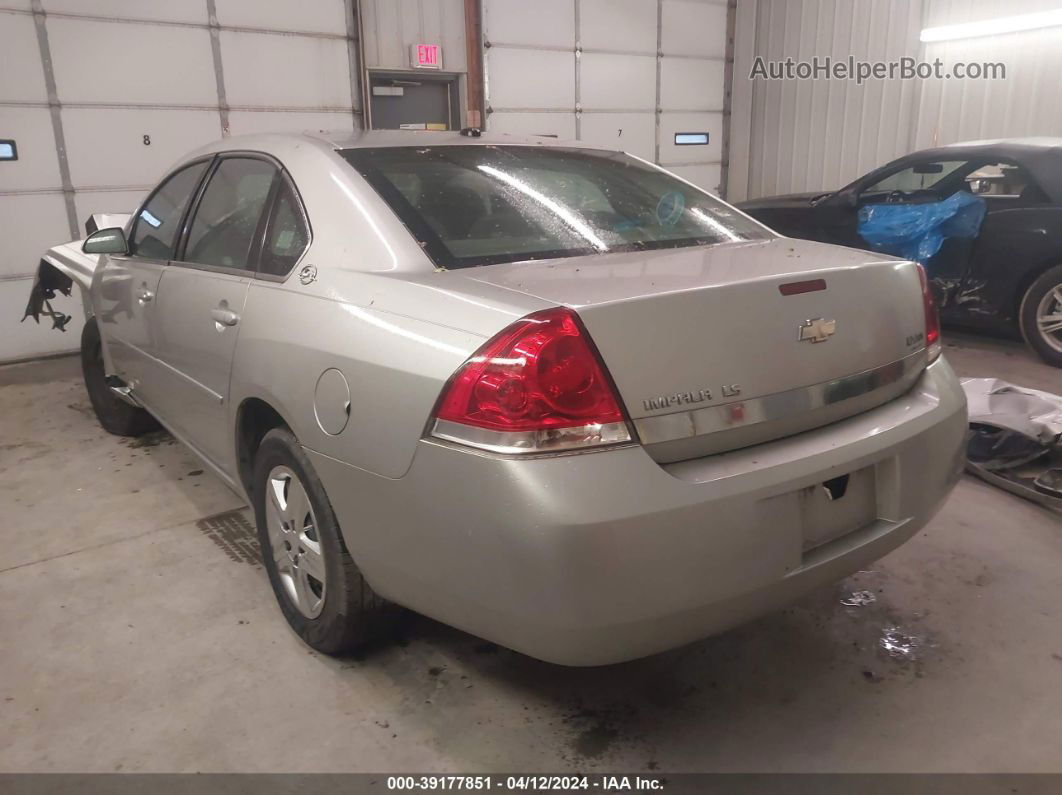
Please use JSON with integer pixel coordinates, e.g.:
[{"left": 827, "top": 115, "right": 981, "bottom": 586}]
[
  {"left": 482, "top": 0, "right": 727, "bottom": 192},
  {"left": 1, "top": 0, "right": 360, "bottom": 363}
]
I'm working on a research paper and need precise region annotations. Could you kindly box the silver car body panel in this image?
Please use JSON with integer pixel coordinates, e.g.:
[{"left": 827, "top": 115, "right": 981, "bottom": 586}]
[
  {"left": 25, "top": 131, "right": 967, "bottom": 664},
  {"left": 311, "top": 357, "right": 966, "bottom": 665},
  {"left": 40, "top": 241, "right": 99, "bottom": 294},
  {"left": 634, "top": 348, "right": 928, "bottom": 458}
]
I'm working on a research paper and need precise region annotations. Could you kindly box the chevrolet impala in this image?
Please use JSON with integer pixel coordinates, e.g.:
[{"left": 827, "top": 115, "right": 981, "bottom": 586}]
[{"left": 23, "top": 131, "right": 967, "bottom": 665}]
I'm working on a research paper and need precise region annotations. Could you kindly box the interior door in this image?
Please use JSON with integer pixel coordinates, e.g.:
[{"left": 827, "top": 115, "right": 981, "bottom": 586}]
[
  {"left": 149, "top": 156, "right": 279, "bottom": 471},
  {"left": 370, "top": 73, "right": 453, "bottom": 130},
  {"left": 96, "top": 160, "right": 211, "bottom": 409}
]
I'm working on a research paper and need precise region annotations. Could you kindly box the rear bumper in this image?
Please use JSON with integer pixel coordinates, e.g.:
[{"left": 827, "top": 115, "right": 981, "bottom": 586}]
[{"left": 309, "top": 357, "right": 967, "bottom": 666}]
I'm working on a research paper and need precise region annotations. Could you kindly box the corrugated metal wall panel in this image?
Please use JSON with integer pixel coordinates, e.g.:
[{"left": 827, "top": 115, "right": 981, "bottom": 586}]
[
  {"left": 737, "top": 0, "right": 923, "bottom": 200},
  {"left": 360, "top": 0, "right": 468, "bottom": 72},
  {"left": 915, "top": 0, "right": 1062, "bottom": 148},
  {"left": 732, "top": 0, "right": 1062, "bottom": 201}
]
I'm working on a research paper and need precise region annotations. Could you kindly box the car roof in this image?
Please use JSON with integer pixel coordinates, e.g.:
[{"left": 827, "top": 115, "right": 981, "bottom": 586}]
[
  {"left": 315, "top": 128, "right": 609, "bottom": 150},
  {"left": 194, "top": 128, "right": 613, "bottom": 156},
  {"left": 847, "top": 137, "right": 1062, "bottom": 204},
  {"left": 945, "top": 136, "right": 1062, "bottom": 150}
]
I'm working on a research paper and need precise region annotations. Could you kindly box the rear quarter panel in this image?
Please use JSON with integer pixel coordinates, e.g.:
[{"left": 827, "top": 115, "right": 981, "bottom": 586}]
[
  {"left": 959, "top": 205, "right": 1062, "bottom": 326},
  {"left": 230, "top": 277, "right": 482, "bottom": 480},
  {"left": 227, "top": 139, "right": 553, "bottom": 481},
  {"left": 229, "top": 266, "right": 551, "bottom": 480}
]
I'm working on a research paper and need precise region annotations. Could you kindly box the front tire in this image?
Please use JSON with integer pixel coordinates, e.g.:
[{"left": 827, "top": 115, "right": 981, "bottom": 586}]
[
  {"left": 252, "top": 427, "right": 395, "bottom": 654},
  {"left": 80, "top": 317, "right": 160, "bottom": 436},
  {"left": 1019, "top": 264, "right": 1062, "bottom": 367}
]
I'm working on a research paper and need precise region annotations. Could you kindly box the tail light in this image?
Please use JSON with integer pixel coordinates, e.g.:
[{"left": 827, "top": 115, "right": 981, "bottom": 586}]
[
  {"left": 429, "top": 307, "right": 633, "bottom": 454},
  {"left": 916, "top": 264, "right": 942, "bottom": 362}
]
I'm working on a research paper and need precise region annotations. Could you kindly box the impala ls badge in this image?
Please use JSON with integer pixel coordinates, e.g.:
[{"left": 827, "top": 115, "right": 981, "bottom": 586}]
[{"left": 798, "top": 317, "right": 836, "bottom": 343}]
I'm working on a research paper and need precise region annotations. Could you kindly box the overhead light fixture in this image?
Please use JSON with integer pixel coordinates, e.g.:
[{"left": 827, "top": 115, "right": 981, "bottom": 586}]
[{"left": 921, "top": 8, "right": 1062, "bottom": 42}]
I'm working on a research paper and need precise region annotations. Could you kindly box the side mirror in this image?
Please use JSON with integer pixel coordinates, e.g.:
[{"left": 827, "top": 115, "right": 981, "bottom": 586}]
[
  {"left": 834, "top": 189, "right": 858, "bottom": 208},
  {"left": 82, "top": 227, "right": 128, "bottom": 255}
]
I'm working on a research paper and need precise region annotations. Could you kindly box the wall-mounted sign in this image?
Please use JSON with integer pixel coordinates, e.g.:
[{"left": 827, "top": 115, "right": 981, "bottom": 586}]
[
  {"left": 0, "top": 139, "right": 17, "bottom": 161},
  {"left": 410, "top": 43, "right": 442, "bottom": 70}
]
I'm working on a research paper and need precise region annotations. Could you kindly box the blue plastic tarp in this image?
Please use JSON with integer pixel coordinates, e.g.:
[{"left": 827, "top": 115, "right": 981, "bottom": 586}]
[{"left": 858, "top": 191, "right": 987, "bottom": 263}]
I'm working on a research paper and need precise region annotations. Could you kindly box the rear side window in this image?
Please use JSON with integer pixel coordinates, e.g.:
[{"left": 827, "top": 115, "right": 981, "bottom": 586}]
[
  {"left": 963, "top": 161, "right": 1046, "bottom": 202},
  {"left": 258, "top": 179, "right": 309, "bottom": 276},
  {"left": 183, "top": 157, "right": 278, "bottom": 271},
  {"left": 129, "top": 161, "right": 209, "bottom": 259}
]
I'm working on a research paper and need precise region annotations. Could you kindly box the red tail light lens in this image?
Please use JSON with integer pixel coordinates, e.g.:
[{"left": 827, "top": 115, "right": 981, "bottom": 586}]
[
  {"left": 430, "top": 307, "right": 632, "bottom": 454},
  {"left": 916, "top": 264, "right": 942, "bottom": 362}
]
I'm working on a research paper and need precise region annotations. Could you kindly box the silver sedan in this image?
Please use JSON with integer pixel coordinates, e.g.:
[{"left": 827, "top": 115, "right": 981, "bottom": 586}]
[{"left": 26, "top": 131, "right": 967, "bottom": 665}]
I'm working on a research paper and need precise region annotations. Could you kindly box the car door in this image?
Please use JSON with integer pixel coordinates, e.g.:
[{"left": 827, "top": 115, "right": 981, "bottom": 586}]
[
  {"left": 951, "top": 160, "right": 1054, "bottom": 323},
  {"left": 148, "top": 155, "right": 280, "bottom": 471},
  {"left": 853, "top": 158, "right": 979, "bottom": 301},
  {"left": 96, "top": 159, "right": 211, "bottom": 408},
  {"left": 825, "top": 158, "right": 970, "bottom": 251}
]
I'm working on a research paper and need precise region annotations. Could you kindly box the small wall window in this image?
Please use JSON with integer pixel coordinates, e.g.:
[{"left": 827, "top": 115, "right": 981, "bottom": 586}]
[
  {"left": 674, "top": 133, "right": 709, "bottom": 145},
  {"left": 0, "top": 140, "right": 17, "bottom": 161}
]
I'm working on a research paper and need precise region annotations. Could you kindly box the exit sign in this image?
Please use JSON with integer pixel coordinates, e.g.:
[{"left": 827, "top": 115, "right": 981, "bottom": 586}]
[{"left": 410, "top": 43, "right": 442, "bottom": 69}]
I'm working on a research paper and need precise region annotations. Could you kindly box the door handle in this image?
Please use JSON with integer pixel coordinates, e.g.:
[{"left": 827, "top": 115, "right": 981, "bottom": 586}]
[
  {"left": 136, "top": 288, "right": 154, "bottom": 304},
  {"left": 211, "top": 307, "right": 240, "bottom": 327}
]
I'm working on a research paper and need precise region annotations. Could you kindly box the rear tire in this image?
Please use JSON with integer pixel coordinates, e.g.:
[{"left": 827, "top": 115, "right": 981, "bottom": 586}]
[
  {"left": 80, "top": 317, "right": 160, "bottom": 436},
  {"left": 1019, "top": 264, "right": 1062, "bottom": 368},
  {"left": 252, "top": 427, "right": 396, "bottom": 654}
]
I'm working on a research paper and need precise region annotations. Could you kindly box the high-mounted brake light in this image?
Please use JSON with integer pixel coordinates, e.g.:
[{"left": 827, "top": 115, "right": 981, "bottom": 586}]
[
  {"left": 430, "top": 307, "right": 633, "bottom": 454},
  {"left": 916, "top": 264, "right": 942, "bottom": 362}
]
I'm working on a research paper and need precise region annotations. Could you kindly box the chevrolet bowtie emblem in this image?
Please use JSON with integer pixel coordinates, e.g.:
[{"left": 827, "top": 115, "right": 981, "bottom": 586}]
[{"left": 798, "top": 317, "right": 836, "bottom": 343}]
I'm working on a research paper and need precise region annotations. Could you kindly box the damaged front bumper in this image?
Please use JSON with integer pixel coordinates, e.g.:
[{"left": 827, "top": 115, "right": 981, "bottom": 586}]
[
  {"left": 20, "top": 213, "right": 130, "bottom": 334},
  {"left": 21, "top": 241, "right": 99, "bottom": 333}
]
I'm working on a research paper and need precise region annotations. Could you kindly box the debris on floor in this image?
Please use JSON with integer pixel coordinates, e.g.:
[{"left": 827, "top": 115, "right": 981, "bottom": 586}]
[
  {"left": 841, "top": 590, "right": 877, "bottom": 607},
  {"left": 879, "top": 627, "right": 920, "bottom": 661},
  {"left": 961, "top": 378, "right": 1062, "bottom": 511}
]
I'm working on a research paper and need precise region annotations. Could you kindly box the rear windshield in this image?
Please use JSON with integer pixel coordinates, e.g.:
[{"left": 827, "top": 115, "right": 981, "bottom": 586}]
[{"left": 341, "top": 145, "right": 771, "bottom": 269}]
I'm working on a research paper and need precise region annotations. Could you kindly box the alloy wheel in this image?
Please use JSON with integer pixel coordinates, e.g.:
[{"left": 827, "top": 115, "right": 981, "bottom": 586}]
[
  {"left": 265, "top": 465, "right": 326, "bottom": 618},
  {"left": 1036, "top": 283, "right": 1062, "bottom": 354}
]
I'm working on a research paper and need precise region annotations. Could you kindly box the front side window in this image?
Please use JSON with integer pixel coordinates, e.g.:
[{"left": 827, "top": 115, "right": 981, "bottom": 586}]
[
  {"left": 183, "top": 157, "right": 278, "bottom": 271},
  {"left": 130, "top": 160, "right": 210, "bottom": 259},
  {"left": 258, "top": 179, "right": 310, "bottom": 276},
  {"left": 342, "top": 146, "right": 770, "bottom": 269}
]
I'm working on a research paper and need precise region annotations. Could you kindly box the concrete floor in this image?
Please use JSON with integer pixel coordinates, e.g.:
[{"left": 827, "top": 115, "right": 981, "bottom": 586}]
[{"left": 1, "top": 332, "right": 1060, "bottom": 773}]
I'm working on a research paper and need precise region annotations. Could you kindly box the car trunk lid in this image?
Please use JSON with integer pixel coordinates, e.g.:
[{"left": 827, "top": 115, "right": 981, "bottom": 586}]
[{"left": 462, "top": 237, "right": 930, "bottom": 462}]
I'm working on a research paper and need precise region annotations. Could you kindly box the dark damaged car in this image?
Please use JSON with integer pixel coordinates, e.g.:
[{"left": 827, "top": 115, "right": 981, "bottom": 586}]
[{"left": 739, "top": 138, "right": 1062, "bottom": 367}]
